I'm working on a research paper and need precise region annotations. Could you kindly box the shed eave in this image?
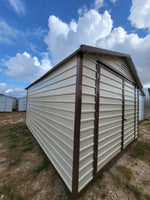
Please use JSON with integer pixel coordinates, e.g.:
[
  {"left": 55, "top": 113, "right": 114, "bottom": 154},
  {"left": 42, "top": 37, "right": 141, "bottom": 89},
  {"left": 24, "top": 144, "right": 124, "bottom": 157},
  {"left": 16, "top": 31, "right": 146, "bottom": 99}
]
[{"left": 26, "top": 44, "right": 143, "bottom": 90}]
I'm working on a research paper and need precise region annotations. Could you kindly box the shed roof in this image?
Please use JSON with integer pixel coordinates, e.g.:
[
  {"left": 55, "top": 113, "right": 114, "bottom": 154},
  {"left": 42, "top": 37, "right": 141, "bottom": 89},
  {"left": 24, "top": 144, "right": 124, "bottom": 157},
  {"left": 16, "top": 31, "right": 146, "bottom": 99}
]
[{"left": 26, "top": 44, "right": 143, "bottom": 89}]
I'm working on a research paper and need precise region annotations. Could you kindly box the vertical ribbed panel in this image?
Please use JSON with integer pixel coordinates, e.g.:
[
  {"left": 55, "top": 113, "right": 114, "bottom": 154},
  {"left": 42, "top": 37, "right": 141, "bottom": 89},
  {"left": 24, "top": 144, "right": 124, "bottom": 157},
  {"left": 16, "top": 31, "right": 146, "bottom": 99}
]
[
  {"left": 139, "top": 94, "right": 144, "bottom": 121},
  {"left": 18, "top": 97, "right": 26, "bottom": 111},
  {"left": 26, "top": 56, "right": 77, "bottom": 192},
  {"left": 123, "top": 81, "right": 135, "bottom": 148},
  {"left": 0, "top": 95, "right": 13, "bottom": 112},
  {"left": 78, "top": 56, "right": 96, "bottom": 192},
  {"left": 97, "top": 68, "right": 122, "bottom": 171}
]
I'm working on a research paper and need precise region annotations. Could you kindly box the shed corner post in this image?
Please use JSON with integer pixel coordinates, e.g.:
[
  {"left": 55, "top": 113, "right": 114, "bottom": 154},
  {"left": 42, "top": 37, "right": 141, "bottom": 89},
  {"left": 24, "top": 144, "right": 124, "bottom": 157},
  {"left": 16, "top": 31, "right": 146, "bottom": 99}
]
[
  {"left": 72, "top": 52, "right": 83, "bottom": 199},
  {"left": 121, "top": 79, "right": 125, "bottom": 151},
  {"left": 93, "top": 61, "right": 101, "bottom": 180}
]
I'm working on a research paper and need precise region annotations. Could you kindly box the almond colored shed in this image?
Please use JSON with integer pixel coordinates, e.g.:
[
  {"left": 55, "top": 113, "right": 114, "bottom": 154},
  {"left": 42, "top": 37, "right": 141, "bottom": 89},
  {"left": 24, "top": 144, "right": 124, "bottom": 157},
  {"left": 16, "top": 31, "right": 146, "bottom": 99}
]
[{"left": 26, "top": 45, "right": 142, "bottom": 199}]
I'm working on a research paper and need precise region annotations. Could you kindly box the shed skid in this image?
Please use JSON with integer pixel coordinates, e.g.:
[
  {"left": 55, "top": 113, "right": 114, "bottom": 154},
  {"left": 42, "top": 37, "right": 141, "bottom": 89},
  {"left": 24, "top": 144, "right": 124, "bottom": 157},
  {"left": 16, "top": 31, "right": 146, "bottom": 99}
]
[{"left": 26, "top": 45, "right": 141, "bottom": 199}]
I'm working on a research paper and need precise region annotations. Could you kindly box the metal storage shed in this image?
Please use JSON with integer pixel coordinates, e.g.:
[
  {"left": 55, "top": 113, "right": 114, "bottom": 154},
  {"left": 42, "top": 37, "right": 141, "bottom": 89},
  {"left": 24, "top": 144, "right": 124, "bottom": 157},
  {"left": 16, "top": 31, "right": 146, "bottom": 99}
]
[
  {"left": 0, "top": 94, "right": 13, "bottom": 112},
  {"left": 26, "top": 45, "right": 142, "bottom": 199},
  {"left": 18, "top": 96, "right": 26, "bottom": 111}
]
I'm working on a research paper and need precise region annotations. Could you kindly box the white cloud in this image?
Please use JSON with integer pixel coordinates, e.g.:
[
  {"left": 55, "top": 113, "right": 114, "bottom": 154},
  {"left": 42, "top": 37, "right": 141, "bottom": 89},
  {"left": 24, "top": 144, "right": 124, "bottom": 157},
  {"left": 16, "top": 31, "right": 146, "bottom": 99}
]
[
  {"left": 97, "top": 27, "right": 150, "bottom": 86},
  {"left": 128, "top": 0, "right": 150, "bottom": 29},
  {"left": 7, "top": 0, "right": 25, "bottom": 15},
  {"left": 94, "top": 0, "right": 104, "bottom": 10},
  {"left": 0, "top": 20, "right": 16, "bottom": 44},
  {"left": 5, "top": 89, "right": 13, "bottom": 94},
  {"left": 45, "top": 9, "right": 113, "bottom": 63},
  {"left": 0, "top": 82, "right": 26, "bottom": 97},
  {"left": 44, "top": 6, "right": 150, "bottom": 87},
  {"left": 0, "top": 83, "right": 7, "bottom": 93},
  {"left": 3, "top": 52, "right": 52, "bottom": 83},
  {"left": 110, "top": 0, "right": 118, "bottom": 4}
]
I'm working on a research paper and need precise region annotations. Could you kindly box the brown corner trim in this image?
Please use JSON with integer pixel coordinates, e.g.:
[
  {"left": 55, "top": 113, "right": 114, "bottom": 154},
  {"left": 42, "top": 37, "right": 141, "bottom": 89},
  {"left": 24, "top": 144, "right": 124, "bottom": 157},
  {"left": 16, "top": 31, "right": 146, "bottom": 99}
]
[
  {"left": 121, "top": 79, "right": 125, "bottom": 150},
  {"left": 137, "top": 88, "right": 139, "bottom": 138},
  {"left": 72, "top": 52, "right": 83, "bottom": 199},
  {"left": 93, "top": 62, "right": 101, "bottom": 179}
]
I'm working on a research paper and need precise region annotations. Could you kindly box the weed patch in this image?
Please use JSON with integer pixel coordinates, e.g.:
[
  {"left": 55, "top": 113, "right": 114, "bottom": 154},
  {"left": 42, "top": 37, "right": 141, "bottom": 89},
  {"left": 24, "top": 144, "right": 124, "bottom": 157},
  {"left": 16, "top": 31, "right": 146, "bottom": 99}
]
[
  {"left": 0, "top": 185, "right": 23, "bottom": 200},
  {"left": 22, "top": 146, "right": 33, "bottom": 152},
  {"left": 21, "top": 131, "right": 28, "bottom": 136},
  {"left": 9, "top": 143, "right": 17, "bottom": 149},
  {"left": 116, "top": 165, "right": 133, "bottom": 182},
  {"left": 101, "top": 193, "right": 107, "bottom": 199},
  {"left": 130, "top": 141, "right": 150, "bottom": 163},
  {"left": 9, "top": 154, "right": 21, "bottom": 167},
  {"left": 34, "top": 160, "right": 49, "bottom": 173},
  {"left": 126, "top": 183, "right": 142, "bottom": 200},
  {"left": 145, "top": 194, "right": 150, "bottom": 200}
]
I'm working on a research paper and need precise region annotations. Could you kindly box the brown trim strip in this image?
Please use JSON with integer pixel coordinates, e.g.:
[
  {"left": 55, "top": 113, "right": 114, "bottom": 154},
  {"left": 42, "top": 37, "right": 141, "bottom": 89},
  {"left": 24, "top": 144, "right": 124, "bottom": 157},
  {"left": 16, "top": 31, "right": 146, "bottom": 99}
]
[
  {"left": 121, "top": 79, "right": 125, "bottom": 150},
  {"left": 97, "top": 60, "right": 135, "bottom": 85},
  {"left": 72, "top": 52, "right": 83, "bottom": 199},
  {"left": 93, "top": 62, "right": 100, "bottom": 179},
  {"left": 137, "top": 88, "right": 139, "bottom": 138}
]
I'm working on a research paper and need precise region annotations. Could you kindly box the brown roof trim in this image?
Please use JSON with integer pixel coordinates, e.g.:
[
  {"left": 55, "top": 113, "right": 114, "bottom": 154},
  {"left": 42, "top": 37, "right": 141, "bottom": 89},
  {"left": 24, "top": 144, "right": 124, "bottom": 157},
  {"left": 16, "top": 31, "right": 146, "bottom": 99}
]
[
  {"left": 80, "top": 44, "right": 130, "bottom": 57},
  {"left": 26, "top": 44, "right": 143, "bottom": 90}
]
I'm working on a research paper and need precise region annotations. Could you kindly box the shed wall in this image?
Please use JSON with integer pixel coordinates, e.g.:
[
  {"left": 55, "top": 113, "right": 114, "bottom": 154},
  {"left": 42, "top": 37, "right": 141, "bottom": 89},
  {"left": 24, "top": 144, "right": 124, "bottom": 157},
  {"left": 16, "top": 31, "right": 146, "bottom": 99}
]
[
  {"left": 0, "top": 95, "right": 13, "bottom": 112},
  {"left": 98, "top": 67, "right": 122, "bottom": 171},
  {"left": 139, "top": 93, "right": 144, "bottom": 121},
  {"left": 18, "top": 97, "right": 26, "bottom": 111},
  {"left": 78, "top": 56, "right": 96, "bottom": 192},
  {"left": 78, "top": 54, "right": 138, "bottom": 193},
  {"left": 85, "top": 54, "right": 135, "bottom": 82},
  {"left": 26, "top": 56, "right": 77, "bottom": 191}
]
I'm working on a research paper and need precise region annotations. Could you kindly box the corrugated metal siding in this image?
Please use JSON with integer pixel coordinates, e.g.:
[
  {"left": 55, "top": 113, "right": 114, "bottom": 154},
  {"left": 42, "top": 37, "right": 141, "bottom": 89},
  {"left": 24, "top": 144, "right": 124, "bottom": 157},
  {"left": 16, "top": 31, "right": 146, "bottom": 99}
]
[
  {"left": 123, "top": 81, "right": 135, "bottom": 148},
  {"left": 97, "top": 68, "right": 122, "bottom": 171},
  {"left": 0, "top": 95, "right": 13, "bottom": 112},
  {"left": 18, "top": 97, "right": 26, "bottom": 111},
  {"left": 85, "top": 54, "right": 134, "bottom": 82},
  {"left": 78, "top": 55, "right": 96, "bottom": 192},
  {"left": 26, "top": 56, "right": 77, "bottom": 192},
  {"left": 139, "top": 94, "right": 144, "bottom": 121},
  {"left": 0, "top": 95, "right": 6, "bottom": 112}
]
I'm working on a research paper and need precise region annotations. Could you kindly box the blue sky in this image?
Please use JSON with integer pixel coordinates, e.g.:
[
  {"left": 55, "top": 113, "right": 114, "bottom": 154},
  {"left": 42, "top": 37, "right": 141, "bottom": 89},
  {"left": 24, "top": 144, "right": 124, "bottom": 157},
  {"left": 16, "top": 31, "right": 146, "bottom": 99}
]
[{"left": 0, "top": 0, "right": 150, "bottom": 97}]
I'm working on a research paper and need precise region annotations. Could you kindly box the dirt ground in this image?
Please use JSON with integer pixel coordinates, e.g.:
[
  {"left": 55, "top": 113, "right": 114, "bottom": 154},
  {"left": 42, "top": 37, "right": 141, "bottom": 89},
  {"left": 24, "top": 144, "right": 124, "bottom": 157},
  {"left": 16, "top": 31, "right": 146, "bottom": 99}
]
[{"left": 0, "top": 112, "right": 150, "bottom": 200}]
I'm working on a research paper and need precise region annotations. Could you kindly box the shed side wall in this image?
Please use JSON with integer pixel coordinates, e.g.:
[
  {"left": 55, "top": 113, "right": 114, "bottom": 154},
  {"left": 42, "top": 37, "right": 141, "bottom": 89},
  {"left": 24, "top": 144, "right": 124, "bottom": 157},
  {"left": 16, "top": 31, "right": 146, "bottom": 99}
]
[
  {"left": 26, "top": 56, "right": 77, "bottom": 192},
  {"left": 78, "top": 55, "right": 96, "bottom": 192},
  {"left": 18, "top": 97, "right": 26, "bottom": 111}
]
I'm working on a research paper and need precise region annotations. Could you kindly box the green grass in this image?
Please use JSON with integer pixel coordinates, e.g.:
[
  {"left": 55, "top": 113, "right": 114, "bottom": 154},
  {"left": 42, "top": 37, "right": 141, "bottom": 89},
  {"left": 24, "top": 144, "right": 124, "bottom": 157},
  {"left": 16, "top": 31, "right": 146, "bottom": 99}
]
[
  {"left": 20, "top": 131, "right": 28, "bottom": 136},
  {"left": 145, "top": 194, "right": 150, "bottom": 200},
  {"left": 116, "top": 165, "right": 133, "bottom": 182},
  {"left": 101, "top": 193, "right": 107, "bottom": 199},
  {"left": 110, "top": 172, "right": 121, "bottom": 185},
  {"left": 9, "top": 154, "right": 21, "bottom": 167},
  {"left": 130, "top": 141, "right": 150, "bottom": 162},
  {"left": 34, "top": 160, "right": 49, "bottom": 173},
  {"left": 126, "top": 183, "right": 142, "bottom": 200},
  {"left": 0, "top": 185, "right": 23, "bottom": 200},
  {"left": 22, "top": 146, "right": 33, "bottom": 152},
  {"left": 9, "top": 143, "right": 17, "bottom": 149},
  {"left": 22, "top": 140, "right": 33, "bottom": 146},
  {"left": 143, "top": 122, "right": 150, "bottom": 125}
]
